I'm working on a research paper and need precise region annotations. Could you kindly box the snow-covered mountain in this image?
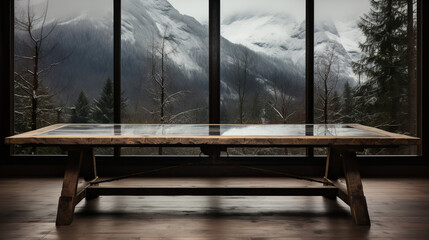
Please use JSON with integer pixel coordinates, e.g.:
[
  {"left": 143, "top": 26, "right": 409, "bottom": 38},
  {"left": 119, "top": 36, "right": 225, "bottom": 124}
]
[
  {"left": 222, "top": 12, "right": 362, "bottom": 87},
  {"left": 222, "top": 13, "right": 306, "bottom": 70},
  {"left": 15, "top": 0, "right": 362, "bottom": 108},
  {"left": 121, "top": 0, "right": 208, "bottom": 73}
]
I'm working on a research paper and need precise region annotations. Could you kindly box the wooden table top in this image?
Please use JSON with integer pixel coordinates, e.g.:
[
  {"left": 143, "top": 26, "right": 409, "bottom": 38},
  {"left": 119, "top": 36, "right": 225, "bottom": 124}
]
[{"left": 5, "top": 123, "right": 420, "bottom": 147}]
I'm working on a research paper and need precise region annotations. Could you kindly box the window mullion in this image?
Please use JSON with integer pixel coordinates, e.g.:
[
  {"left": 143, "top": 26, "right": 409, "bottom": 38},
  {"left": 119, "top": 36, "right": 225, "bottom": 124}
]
[{"left": 209, "top": 0, "right": 220, "bottom": 124}]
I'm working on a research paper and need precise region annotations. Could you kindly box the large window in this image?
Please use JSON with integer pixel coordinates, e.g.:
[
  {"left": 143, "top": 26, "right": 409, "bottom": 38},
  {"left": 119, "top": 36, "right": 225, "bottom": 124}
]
[
  {"left": 314, "top": 0, "right": 418, "bottom": 155},
  {"left": 220, "top": 0, "right": 305, "bottom": 124},
  {"left": 220, "top": 0, "right": 306, "bottom": 155},
  {"left": 121, "top": 0, "right": 208, "bottom": 155},
  {"left": 13, "top": 0, "right": 113, "bottom": 154},
  {"left": 9, "top": 0, "right": 422, "bottom": 157}
]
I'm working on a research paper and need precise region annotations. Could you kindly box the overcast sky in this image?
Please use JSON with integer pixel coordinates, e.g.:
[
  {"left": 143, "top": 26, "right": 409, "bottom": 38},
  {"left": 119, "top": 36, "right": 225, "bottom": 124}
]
[
  {"left": 16, "top": 0, "right": 370, "bottom": 25},
  {"left": 170, "top": 0, "right": 370, "bottom": 23},
  {"left": 15, "top": 0, "right": 112, "bottom": 22}
]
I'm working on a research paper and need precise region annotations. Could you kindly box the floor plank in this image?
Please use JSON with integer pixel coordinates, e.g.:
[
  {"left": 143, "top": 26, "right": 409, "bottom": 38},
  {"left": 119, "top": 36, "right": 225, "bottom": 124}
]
[{"left": 0, "top": 178, "right": 428, "bottom": 239}]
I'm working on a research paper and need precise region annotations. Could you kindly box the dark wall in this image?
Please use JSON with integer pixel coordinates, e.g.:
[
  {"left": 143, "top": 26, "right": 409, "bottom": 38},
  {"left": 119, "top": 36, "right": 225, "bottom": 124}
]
[
  {"left": 0, "top": 0, "right": 13, "bottom": 162},
  {"left": 1, "top": 0, "right": 428, "bottom": 178}
]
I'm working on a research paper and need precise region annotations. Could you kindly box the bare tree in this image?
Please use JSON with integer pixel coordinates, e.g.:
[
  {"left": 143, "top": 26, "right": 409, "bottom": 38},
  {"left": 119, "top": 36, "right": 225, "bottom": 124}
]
[
  {"left": 267, "top": 71, "right": 296, "bottom": 124},
  {"left": 315, "top": 44, "right": 341, "bottom": 124},
  {"left": 143, "top": 27, "right": 202, "bottom": 154},
  {"left": 233, "top": 47, "right": 253, "bottom": 124},
  {"left": 14, "top": 0, "right": 67, "bottom": 132}
]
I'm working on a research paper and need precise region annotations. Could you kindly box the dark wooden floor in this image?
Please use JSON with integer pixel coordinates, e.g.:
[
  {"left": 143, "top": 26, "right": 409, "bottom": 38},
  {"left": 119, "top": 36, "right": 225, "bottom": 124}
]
[{"left": 0, "top": 178, "right": 428, "bottom": 239}]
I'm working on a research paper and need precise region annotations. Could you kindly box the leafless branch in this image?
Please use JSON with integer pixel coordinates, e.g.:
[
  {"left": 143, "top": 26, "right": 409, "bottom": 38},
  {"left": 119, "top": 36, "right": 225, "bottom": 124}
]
[
  {"left": 14, "top": 72, "right": 33, "bottom": 86},
  {"left": 169, "top": 107, "right": 204, "bottom": 123},
  {"left": 141, "top": 105, "right": 159, "bottom": 115},
  {"left": 14, "top": 55, "right": 33, "bottom": 60},
  {"left": 14, "top": 110, "right": 26, "bottom": 116},
  {"left": 14, "top": 94, "right": 31, "bottom": 99},
  {"left": 34, "top": 94, "right": 52, "bottom": 99},
  {"left": 16, "top": 106, "right": 33, "bottom": 110},
  {"left": 164, "top": 90, "right": 190, "bottom": 104},
  {"left": 14, "top": 81, "right": 33, "bottom": 96},
  {"left": 37, "top": 61, "right": 62, "bottom": 75}
]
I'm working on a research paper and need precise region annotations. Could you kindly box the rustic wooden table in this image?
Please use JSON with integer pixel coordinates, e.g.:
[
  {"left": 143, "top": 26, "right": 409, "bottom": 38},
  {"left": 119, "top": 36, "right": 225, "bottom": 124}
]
[{"left": 6, "top": 124, "right": 420, "bottom": 226}]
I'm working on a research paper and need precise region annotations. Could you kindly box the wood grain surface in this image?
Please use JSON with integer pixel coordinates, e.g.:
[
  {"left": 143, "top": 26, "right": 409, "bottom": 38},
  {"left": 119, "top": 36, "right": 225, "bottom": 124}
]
[
  {"left": 4, "top": 124, "right": 421, "bottom": 146},
  {"left": 1, "top": 178, "right": 429, "bottom": 239}
]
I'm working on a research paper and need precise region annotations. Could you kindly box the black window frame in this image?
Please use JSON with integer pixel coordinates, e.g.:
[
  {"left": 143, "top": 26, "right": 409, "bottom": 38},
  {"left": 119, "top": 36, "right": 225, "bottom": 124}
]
[{"left": 1, "top": 0, "right": 426, "bottom": 163}]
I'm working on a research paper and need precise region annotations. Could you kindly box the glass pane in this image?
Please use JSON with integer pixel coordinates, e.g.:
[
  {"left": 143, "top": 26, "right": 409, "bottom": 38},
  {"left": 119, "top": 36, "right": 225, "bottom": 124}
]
[
  {"left": 314, "top": 0, "right": 418, "bottom": 155},
  {"left": 13, "top": 0, "right": 113, "bottom": 155},
  {"left": 38, "top": 124, "right": 388, "bottom": 137},
  {"left": 221, "top": 0, "right": 306, "bottom": 155},
  {"left": 120, "top": 0, "right": 209, "bottom": 155}
]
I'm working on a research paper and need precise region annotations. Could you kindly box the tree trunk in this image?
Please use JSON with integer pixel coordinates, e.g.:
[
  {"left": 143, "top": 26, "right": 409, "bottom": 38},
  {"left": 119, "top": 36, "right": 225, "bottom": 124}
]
[
  {"left": 158, "top": 35, "right": 166, "bottom": 155},
  {"left": 31, "top": 45, "right": 39, "bottom": 131},
  {"left": 324, "top": 76, "right": 328, "bottom": 124}
]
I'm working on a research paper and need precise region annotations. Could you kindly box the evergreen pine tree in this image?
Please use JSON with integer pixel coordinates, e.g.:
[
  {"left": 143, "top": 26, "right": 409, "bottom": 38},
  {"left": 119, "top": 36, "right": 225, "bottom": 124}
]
[
  {"left": 91, "top": 78, "right": 114, "bottom": 123},
  {"left": 352, "top": 0, "right": 410, "bottom": 131},
  {"left": 70, "top": 91, "right": 90, "bottom": 123},
  {"left": 351, "top": 82, "right": 379, "bottom": 127}
]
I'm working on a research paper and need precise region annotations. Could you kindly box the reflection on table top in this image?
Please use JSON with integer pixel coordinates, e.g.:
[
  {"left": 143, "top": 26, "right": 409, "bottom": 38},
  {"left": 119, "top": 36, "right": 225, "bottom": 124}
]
[
  {"left": 6, "top": 124, "right": 420, "bottom": 146},
  {"left": 36, "top": 124, "right": 387, "bottom": 137}
]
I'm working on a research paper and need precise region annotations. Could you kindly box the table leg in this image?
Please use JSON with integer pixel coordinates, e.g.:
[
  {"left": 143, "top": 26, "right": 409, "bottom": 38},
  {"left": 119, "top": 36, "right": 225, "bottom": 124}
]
[
  {"left": 341, "top": 150, "right": 371, "bottom": 226},
  {"left": 323, "top": 147, "right": 342, "bottom": 198},
  {"left": 80, "top": 148, "right": 99, "bottom": 200},
  {"left": 81, "top": 148, "right": 97, "bottom": 181},
  {"left": 56, "top": 150, "right": 82, "bottom": 226},
  {"left": 324, "top": 147, "right": 342, "bottom": 181}
]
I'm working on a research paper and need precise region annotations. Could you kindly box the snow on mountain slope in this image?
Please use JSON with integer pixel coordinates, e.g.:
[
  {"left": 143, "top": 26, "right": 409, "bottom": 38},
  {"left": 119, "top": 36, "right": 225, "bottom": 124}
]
[
  {"left": 222, "top": 13, "right": 305, "bottom": 70},
  {"left": 221, "top": 13, "right": 363, "bottom": 85},
  {"left": 16, "top": 0, "right": 362, "bottom": 106},
  {"left": 30, "top": 0, "right": 304, "bottom": 103},
  {"left": 121, "top": 0, "right": 208, "bottom": 72},
  {"left": 315, "top": 19, "right": 364, "bottom": 85},
  {"left": 335, "top": 20, "right": 365, "bottom": 62}
]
